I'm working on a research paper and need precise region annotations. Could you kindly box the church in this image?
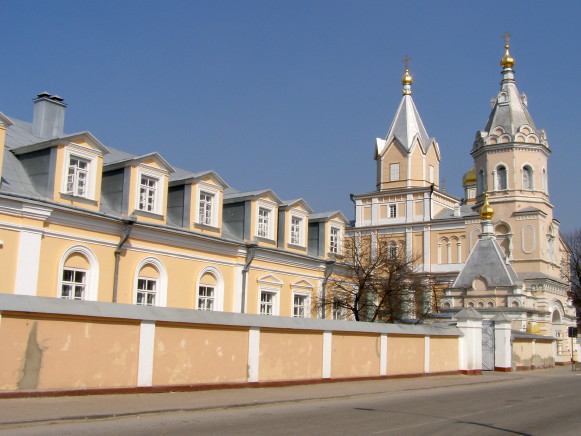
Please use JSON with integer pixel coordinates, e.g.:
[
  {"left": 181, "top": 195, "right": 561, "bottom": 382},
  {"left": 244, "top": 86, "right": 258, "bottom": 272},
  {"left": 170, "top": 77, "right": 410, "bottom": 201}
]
[{"left": 350, "top": 38, "right": 575, "bottom": 363}]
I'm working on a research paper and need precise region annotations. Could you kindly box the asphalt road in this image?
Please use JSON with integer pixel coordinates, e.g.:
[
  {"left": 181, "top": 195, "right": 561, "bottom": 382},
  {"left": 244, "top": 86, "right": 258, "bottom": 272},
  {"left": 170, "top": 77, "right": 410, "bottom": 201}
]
[{"left": 2, "top": 370, "right": 580, "bottom": 435}]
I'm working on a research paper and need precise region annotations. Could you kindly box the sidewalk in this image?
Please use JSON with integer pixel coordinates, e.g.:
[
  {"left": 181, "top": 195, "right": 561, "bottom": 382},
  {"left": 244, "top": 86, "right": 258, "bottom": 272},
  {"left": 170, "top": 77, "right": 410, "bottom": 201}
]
[{"left": 0, "top": 367, "right": 574, "bottom": 427}]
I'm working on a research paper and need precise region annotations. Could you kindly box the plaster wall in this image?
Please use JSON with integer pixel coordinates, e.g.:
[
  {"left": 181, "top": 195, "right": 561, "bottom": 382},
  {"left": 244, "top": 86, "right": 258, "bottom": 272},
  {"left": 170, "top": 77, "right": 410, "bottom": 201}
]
[
  {"left": 331, "top": 333, "right": 380, "bottom": 378},
  {"left": 429, "top": 336, "right": 459, "bottom": 372},
  {"left": 387, "top": 335, "right": 424, "bottom": 375},
  {"left": 259, "top": 330, "right": 323, "bottom": 381}
]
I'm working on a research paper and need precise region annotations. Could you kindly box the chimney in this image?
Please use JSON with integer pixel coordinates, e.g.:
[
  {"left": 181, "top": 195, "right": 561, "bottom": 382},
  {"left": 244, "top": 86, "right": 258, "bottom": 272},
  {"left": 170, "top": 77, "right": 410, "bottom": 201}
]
[{"left": 32, "top": 92, "right": 67, "bottom": 138}]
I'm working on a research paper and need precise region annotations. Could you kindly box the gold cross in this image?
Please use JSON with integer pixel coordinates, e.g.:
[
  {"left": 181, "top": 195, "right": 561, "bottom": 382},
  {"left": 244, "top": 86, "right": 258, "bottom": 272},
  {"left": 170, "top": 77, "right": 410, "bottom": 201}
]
[
  {"left": 402, "top": 56, "right": 412, "bottom": 69},
  {"left": 503, "top": 31, "right": 511, "bottom": 47}
]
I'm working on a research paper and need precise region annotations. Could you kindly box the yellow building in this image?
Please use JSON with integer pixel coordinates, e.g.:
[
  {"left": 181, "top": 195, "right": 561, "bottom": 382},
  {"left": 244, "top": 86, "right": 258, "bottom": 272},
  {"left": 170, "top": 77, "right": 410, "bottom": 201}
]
[
  {"left": 0, "top": 93, "right": 349, "bottom": 320},
  {"left": 350, "top": 41, "right": 575, "bottom": 363}
]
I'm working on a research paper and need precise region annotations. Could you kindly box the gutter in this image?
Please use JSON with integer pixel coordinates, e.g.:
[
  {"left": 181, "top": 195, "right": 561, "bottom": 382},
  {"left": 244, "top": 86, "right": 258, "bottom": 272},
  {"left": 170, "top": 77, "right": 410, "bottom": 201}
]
[
  {"left": 240, "top": 242, "right": 258, "bottom": 313},
  {"left": 112, "top": 219, "right": 134, "bottom": 303}
]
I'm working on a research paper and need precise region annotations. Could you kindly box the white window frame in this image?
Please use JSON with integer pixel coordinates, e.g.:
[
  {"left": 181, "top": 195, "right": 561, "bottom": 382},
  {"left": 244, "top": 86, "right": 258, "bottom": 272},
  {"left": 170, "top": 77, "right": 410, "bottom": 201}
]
[
  {"left": 388, "top": 204, "right": 397, "bottom": 218},
  {"left": 136, "top": 168, "right": 164, "bottom": 215},
  {"left": 522, "top": 165, "right": 534, "bottom": 190},
  {"left": 136, "top": 277, "right": 158, "bottom": 306},
  {"left": 259, "top": 287, "right": 280, "bottom": 316},
  {"left": 292, "top": 291, "right": 311, "bottom": 318},
  {"left": 60, "top": 267, "right": 87, "bottom": 300},
  {"left": 329, "top": 226, "right": 341, "bottom": 255},
  {"left": 61, "top": 148, "right": 98, "bottom": 200},
  {"left": 195, "top": 267, "right": 224, "bottom": 311},
  {"left": 196, "top": 184, "right": 220, "bottom": 227},
  {"left": 290, "top": 214, "right": 304, "bottom": 246},
  {"left": 57, "top": 245, "right": 100, "bottom": 301},
  {"left": 256, "top": 204, "right": 274, "bottom": 240},
  {"left": 133, "top": 257, "right": 168, "bottom": 307},
  {"left": 197, "top": 285, "right": 215, "bottom": 311},
  {"left": 390, "top": 163, "right": 400, "bottom": 182},
  {"left": 332, "top": 296, "right": 347, "bottom": 320},
  {"left": 494, "top": 164, "right": 508, "bottom": 191}
]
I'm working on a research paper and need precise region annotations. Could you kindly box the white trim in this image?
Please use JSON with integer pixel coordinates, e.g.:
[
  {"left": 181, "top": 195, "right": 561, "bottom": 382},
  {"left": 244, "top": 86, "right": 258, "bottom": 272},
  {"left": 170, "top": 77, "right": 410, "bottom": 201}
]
[
  {"left": 61, "top": 147, "right": 98, "bottom": 200},
  {"left": 256, "top": 202, "right": 275, "bottom": 240},
  {"left": 322, "top": 331, "right": 332, "bottom": 378},
  {"left": 380, "top": 333, "right": 388, "bottom": 376},
  {"left": 257, "top": 273, "right": 284, "bottom": 286},
  {"left": 13, "top": 229, "right": 43, "bottom": 296},
  {"left": 290, "top": 213, "right": 306, "bottom": 247},
  {"left": 247, "top": 327, "right": 260, "bottom": 382},
  {"left": 291, "top": 289, "right": 311, "bottom": 318},
  {"left": 57, "top": 245, "right": 100, "bottom": 301},
  {"left": 195, "top": 266, "right": 224, "bottom": 311},
  {"left": 196, "top": 184, "right": 220, "bottom": 227},
  {"left": 136, "top": 167, "right": 165, "bottom": 215},
  {"left": 133, "top": 257, "right": 168, "bottom": 307},
  {"left": 424, "top": 336, "right": 430, "bottom": 373},
  {"left": 137, "top": 320, "right": 156, "bottom": 387},
  {"left": 258, "top": 287, "right": 280, "bottom": 316}
]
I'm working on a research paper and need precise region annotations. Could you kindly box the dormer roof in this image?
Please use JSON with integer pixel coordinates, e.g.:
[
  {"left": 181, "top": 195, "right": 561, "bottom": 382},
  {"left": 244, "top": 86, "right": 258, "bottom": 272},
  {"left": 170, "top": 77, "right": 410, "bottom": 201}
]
[
  {"left": 103, "top": 151, "right": 174, "bottom": 173},
  {"left": 10, "top": 131, "right": 110, "bottom": 156},
  {"left": 169, "top": 168, "right": 229, "bottom": 189},
  {"left": 223, "top": 188, "right": 282, "bottom": 205},
  {"left": 279, "top": 198, "right": 314, "bottom": 214},
  {"left": 308, "top": 210, "right": 349, "bottom": 224}
]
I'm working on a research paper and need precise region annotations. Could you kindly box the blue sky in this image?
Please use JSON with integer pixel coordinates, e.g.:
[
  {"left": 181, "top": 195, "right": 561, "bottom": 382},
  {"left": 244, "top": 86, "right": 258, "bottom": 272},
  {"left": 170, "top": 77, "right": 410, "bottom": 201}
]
[{"left": 2, "top": 1, "right": 580, "bottom": 232}]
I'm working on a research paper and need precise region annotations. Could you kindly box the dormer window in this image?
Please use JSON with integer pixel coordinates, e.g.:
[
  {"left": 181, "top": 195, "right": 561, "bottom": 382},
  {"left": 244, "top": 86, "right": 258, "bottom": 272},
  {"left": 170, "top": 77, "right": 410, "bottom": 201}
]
[
  {"left": 139, "top": 175, "right": 158, "bottom": 212},
  {"left": 66, "top": 156, "right": 89, "bottom": 197},
  {"left": 330, "top": 226, "right": 341, "bottom": 254},
  {"left": 198, "top": 191, "right": 215, "bottom": 226},
  {"left": 291, "top": 215, "right": 303, "bottom": 246},
  {"left": 257, "top": 207, "right": 272, "bottom": 239}
]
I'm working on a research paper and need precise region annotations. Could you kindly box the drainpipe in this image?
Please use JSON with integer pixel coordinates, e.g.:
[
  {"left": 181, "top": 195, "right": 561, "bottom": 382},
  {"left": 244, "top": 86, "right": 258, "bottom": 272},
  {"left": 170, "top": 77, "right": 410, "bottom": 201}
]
[
  {"left": 320, "top": 260, "right": 335, "bottom": 319},
  {"left": 112, "top": 219, "right": 134, "bottom": 303},
  {"left": 240, "top": 241, "right": 258, "bottom": 313}
]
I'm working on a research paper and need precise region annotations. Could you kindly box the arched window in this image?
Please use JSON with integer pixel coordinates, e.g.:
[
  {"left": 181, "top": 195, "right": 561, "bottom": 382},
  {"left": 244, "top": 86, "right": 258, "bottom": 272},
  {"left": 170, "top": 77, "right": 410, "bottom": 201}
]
[
  {"left": 58, "top": 246, "right": 99, "bottom": 301},
  {"left": 134, "top": 257, "right": 167, "bottom": 307},
  {"left": 196, "top": 267, "right": 224, "bottom": 311},
  {"left": 522, "top": 165, "right": 533, "bottom": 190},
  {"left": 496, "top": 165, "right": 507, "bottom": 190},
  {"left": 487, "top": 301, "right": 494, "bottom": 308},
  {"left": 477, "top": 302, "right": 484, "bottom": 308},
  {"left": 477, "top": 170, "right": 485, "bottom": 195}
]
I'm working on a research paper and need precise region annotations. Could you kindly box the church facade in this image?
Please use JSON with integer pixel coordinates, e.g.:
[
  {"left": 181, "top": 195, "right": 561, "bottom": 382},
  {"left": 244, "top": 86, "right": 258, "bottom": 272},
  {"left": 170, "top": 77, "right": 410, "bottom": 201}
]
[{"left": 350, "top": 41, "right": 575, "bottom": 362}]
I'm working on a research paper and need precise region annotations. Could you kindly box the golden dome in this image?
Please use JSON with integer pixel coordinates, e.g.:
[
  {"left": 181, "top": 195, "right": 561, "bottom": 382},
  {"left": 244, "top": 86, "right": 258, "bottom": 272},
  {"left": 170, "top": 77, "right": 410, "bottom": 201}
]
[
  {"left": 402, "top": 66, "right": 413, "bottom": 85},
  {"left": 500, "top": 44, "right": 515, "bottom": 68},
  {"left": 462, "top": 167, "right": 476, "bottom": 185},
  {"left": 480, "top": 193, "right": 494, "bottom": 220}
]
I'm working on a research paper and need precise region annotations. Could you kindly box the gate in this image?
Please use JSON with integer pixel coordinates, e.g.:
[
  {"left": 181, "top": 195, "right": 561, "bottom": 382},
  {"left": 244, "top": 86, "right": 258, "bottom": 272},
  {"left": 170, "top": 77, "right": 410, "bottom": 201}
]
[{"left": 482, "top": 320, "right": 495, "bottom": 370}]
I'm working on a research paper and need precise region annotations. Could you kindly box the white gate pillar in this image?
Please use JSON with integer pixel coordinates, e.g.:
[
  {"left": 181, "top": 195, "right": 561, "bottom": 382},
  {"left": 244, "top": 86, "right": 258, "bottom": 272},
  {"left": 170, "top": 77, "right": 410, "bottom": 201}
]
[
  {"left": 455, "top": 308, "right": 484, "bottom": 375},
  {"left": 492, "top": 313, "right": 512, "bottom": 371}
]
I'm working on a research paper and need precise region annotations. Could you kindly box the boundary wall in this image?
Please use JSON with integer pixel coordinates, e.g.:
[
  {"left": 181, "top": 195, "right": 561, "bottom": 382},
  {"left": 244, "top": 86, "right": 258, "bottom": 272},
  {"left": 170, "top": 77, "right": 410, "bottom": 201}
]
[
  {"left": 511, "top": 331, "right": 556, "bottom": 371},
  {"left": 0, "top": 295, "right": 471, "bottom": 396}
]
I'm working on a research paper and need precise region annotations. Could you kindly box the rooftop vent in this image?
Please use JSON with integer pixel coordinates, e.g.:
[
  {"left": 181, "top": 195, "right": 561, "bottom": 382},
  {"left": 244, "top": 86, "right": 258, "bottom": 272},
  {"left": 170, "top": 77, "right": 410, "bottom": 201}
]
[{"left": 32, "top": 92, "right": 67, "bottom": 139}]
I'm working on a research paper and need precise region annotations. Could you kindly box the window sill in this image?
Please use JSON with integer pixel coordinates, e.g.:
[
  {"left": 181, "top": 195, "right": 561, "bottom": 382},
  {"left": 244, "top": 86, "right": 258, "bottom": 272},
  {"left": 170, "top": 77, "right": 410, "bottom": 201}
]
[
  {"left": 288, "top": 243, "right": 307, "bottom": 251},
  {"left": 255, "top": 236, "right": 276, "bottom": 244},
  {"left": 133, "top": 209, "right": 165, "bottom": 220},
  {"left": 60, "top": 193, "right": 98, "bottom": 206},
  {"left": 194, "top": 222, "right": 220, "bottom": 232}
]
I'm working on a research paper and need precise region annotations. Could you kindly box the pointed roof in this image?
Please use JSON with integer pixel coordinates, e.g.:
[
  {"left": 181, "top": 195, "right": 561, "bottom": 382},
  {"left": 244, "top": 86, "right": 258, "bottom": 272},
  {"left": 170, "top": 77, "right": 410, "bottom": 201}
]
[
  {"left": 452, "top": 235, "right": 519, "bottom": 289},
  {"left": 377, "top": 93, "right": 432, "bottom": 156}
]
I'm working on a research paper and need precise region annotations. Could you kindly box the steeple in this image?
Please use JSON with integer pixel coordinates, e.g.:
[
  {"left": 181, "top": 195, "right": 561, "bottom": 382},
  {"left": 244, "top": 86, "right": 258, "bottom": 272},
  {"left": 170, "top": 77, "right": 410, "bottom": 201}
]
[{"left": 375, "top": 59, "right": 441, "bottom": 191}]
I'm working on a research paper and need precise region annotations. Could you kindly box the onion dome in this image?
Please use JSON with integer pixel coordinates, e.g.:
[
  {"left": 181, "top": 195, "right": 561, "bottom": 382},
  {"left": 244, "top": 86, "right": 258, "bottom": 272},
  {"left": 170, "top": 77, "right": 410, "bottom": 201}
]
[
  {"left": 402, "top": 56, "right": 413, "bottom": 95},
  {"left": 500, "top": 33, "right": 515, "bottom": 68},
  {"left": 480, "top": 193, "right": 494, "bottom": 220},
  {"left": 462, "top": 167, "right": 476, "bottom": 185}
]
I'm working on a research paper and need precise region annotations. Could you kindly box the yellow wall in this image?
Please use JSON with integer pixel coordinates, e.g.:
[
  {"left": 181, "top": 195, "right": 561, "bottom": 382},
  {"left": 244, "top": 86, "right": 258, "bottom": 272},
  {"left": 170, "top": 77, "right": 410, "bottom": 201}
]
[
  {"left": 331, "top": 333, "right": 380, "bottom": 378},
  {"left": 387, "top": 335, "right": 424, "bottom": 375},
  {"left": 153, "top": 324, "right": 249, "bottom": 385},
  {"left": 429, "top": 336, "right": 458, "bottom": 373},
  {"left": 259, "top": 330, "right": 323, "bottom": 381},
  {"left": 0, "top": 315, "right": 139, "bottom": 391},
  {"left": 0, "top": 226, "right": 20, "bottom": 293}
]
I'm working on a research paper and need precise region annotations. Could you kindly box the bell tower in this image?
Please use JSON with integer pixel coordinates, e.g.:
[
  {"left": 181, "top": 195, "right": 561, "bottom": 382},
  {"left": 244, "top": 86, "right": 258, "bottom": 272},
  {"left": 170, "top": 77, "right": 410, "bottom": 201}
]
[{"left": 375, "top": 58, "right": 441, "bottom": 191}]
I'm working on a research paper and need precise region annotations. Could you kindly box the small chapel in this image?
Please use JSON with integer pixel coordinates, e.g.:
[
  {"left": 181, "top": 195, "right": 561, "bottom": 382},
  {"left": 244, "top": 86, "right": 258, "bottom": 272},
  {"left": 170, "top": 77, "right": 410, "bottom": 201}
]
[{"left": 349, "top": 37, "right": 575, "bottom": 363}]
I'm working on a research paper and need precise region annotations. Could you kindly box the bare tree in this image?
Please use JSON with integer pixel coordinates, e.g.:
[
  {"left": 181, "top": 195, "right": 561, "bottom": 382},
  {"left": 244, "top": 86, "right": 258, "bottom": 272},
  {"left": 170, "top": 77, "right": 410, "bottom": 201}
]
[
  {"left": 319, "top": 233, "right": 433, "bottom": 323},
  {"left": 564, "top": 230, "right": 581, "bottom": 328}
]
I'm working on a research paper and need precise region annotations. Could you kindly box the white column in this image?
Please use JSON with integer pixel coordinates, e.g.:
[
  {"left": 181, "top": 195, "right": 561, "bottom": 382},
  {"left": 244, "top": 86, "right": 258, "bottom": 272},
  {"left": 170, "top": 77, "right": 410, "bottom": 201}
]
[
  {"left": 423, "top": 226, "right": 431, "bottom": 272},
  {"left": 137, "top": 320, "right": 156, "bottom": 387},
  {"left": 322, "top": 331, "right": 332, "bottom": 378},
  {"left": 405, "top": 227, "right": 413, "bottom": 262},
  {"left": 14, "top": 229, "right": 43, "bottom": 296},
  {"left": 248, "top": 327, "right": 260, "bottom": 382},
  {"left": 424, "top": 336, "right": 431, "bottom": 373},
  {"left": 455, "top": 308, "right": 483, "bottom": 374},
  {"left": 380, "top": 334, "right": 388, "bottom": 376},
  {"left": 492, "top": 314, "right": 512, "bottom": 371}
]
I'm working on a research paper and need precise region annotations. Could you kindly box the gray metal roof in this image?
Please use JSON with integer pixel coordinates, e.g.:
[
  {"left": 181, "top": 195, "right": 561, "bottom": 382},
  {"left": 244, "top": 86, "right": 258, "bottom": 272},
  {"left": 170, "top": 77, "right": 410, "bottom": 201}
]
[
  {"left": 452, "top": 235, "right": 519, "bottom": 289},
  {"left": 381, "top": 93, "right": 433, "bottom": 154}
]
